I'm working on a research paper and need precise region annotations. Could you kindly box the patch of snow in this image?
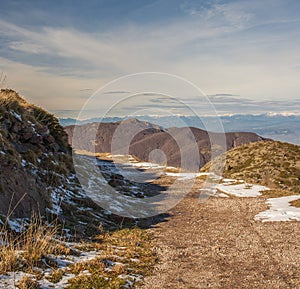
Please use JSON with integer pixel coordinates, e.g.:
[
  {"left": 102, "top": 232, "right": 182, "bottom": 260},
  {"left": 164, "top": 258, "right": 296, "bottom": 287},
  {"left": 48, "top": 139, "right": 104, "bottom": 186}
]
[
  {"left": 129, "top": 162, "right": 165, "bottom": 169},
  {"left": 0, "top": 272, "right": 32, "bottom": 289},
  {"left": 47, "top": 188, "right": 63, "bottom": 215},
  {"left": 77, "top": 207, "right": 93, "bottom": 212},
  {"left": 214, "top": 183, "right": 269, "bottom": 197},
  {"left": 1, "top": 250, "right": 103, "bottom": 288},
  {"left": 10, "top": 111, "right": 22, "bottom": 122},
  {"left": 40, "top": 273, "right": 76, "bottom": 289},
  {"left": 7, "top": 218, "right": 29, "bottom": 233},
  {"left": 118, "top": 273, "right": 143, "bottom": 289},
  {"left": 221, "top": 178, "right": 244, "bottom": 185},
  {"left": 255, "top": 195, "right": 300, "bottom": 222}
]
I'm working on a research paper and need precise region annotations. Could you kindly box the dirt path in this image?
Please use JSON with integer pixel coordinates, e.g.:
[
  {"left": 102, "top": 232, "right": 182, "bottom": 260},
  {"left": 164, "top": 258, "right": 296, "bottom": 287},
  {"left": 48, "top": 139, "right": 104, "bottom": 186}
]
[{"left": 140, "top": 191, "right": 300, "bottom": 288}]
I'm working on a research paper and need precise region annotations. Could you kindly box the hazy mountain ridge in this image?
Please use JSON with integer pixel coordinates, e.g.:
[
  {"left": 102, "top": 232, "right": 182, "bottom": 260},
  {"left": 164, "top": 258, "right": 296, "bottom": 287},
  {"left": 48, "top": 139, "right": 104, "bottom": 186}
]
[
  {"left": 59, "top": 113, "right": 300, "bottom": 145},
  {"left": 65, "top": 118, "right": 266, "bottom": 169}
]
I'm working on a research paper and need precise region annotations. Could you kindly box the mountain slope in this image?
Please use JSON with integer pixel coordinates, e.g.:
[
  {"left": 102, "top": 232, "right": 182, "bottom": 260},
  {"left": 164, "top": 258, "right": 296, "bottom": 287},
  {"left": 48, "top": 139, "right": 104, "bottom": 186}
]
[
  {"left": 0, "top": 90, "right": 168, "bottom": 233},
  {"left": 65, "top": 119, "right": 266, "bottom": 169},
  {"left": 0, "top": 90, "right": 121, "bottom": 234},
  {"left": 201, "top": 140, "right": 300, "bottom": 194},
  {"left": 0, "top": 89, "right": 76, "bottom": 218}
]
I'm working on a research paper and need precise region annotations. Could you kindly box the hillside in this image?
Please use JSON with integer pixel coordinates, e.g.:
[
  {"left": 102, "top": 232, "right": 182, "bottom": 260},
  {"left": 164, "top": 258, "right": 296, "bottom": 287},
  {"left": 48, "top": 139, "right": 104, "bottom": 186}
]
[
  {"left": 201, "top": 140, "right": 300, "bottom": 195},
  {"left": 0, "top": 89, "right": 159, "bottom": 289},
  {"left": 65, "top": 119, "right": 266, "bottom": 169},
  {"left": 0, "top": 89, "right": 75, "bottom": 218},
  {"left": 0, "top": 89, "right": 129, "bottom": 234}
]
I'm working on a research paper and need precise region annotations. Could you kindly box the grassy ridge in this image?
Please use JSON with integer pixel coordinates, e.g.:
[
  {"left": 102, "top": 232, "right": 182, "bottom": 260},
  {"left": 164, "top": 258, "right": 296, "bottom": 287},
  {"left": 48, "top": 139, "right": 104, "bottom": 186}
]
[{"left": 201, "top": 140, "right": 300, "bottom": 196}]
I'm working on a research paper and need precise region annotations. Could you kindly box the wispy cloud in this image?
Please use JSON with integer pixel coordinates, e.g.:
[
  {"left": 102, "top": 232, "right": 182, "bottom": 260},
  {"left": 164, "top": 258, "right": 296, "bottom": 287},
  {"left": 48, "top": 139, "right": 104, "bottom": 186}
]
[{"left": 0, "top": 0, "right": 300, "bottom": 112}]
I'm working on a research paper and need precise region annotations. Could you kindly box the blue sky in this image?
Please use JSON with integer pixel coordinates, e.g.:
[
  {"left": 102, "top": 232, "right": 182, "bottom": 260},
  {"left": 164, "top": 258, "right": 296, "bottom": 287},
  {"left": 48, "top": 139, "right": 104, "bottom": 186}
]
[{"left": 0, "top": 0, "right": 300, "bottom": 114}]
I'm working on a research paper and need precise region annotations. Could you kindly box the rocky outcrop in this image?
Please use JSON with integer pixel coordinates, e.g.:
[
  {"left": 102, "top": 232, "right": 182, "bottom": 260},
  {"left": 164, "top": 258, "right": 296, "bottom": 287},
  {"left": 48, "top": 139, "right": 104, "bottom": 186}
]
[{"left": 0, "top": 89, "right": 74, "bottom": 218}]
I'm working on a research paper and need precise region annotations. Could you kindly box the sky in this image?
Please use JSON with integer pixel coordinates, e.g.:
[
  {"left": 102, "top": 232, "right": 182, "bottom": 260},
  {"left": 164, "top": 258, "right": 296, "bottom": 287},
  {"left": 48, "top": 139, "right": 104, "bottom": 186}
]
[{"left": 0, "top": 0, "right": 300, "bottom": 116}]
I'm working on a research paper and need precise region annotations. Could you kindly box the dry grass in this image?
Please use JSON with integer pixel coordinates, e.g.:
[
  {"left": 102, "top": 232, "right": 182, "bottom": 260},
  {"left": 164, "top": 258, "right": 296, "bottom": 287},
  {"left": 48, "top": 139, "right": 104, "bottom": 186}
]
[
  {"left": 0, "top": 235, "right": 18, "bottom": 273},
  {"left": 290, "top": 199, "right": 300, "bottom": 208},
  {"left": 0, "top": 89, "right": 29, "bottom": 111},
  {"left": 0, "top": 223, "right": 156, "bottom": 287},
  {"left": 21, "top": 219, "right": 58, "bottom": 265},
  {"left": 16, "top": 275, "right": 41, "bottom": 289},
  {"left": 261, "top": 189, "right": 296, "bottom": 198},
  {"left": 0, "top": 216, "right": 65, "bottom": 274},
  {"left": 63, "top": 228, "right": 156, "bottom": 288}
]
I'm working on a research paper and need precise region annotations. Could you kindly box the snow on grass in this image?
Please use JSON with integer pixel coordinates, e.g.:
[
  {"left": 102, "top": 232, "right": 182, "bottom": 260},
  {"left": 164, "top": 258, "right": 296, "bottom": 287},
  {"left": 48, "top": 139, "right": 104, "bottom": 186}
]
[
  {"left": 0, "top": 271, "right": 77, "bottom": 289},
  {"left": 0, "top": 249, "right": 103, "bottom": 289},
  {"left": 7, "top": 218, "right": 29, "bottom": 233},
  {"left": 214, "top": 182, "right": 269, "bottom": 197},
  {"left": 0, "top": 272, "right": 30, "bottom": 289},
  {"left": 48, "top": 250, "right": 102, "bottom": 269},
  {"left": 255, "top": 195, "right": 300, "bottom": 222},
  {"left": 40, "top": 272, "right": 77, "bottom": 289}
]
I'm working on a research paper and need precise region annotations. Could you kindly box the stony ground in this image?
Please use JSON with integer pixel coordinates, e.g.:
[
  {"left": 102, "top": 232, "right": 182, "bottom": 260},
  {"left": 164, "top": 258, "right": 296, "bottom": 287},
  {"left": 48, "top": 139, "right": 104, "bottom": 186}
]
[{"left": 140, "top": 188, "right": 300, "bottom": 289}]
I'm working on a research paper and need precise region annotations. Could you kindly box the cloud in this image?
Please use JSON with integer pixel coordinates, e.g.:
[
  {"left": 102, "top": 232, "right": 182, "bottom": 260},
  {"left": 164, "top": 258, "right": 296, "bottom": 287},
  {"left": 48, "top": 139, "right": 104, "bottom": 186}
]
[
  {"left": 182, "top": 1, "right": 254, "bottom": 30},
  {"left": 0, "top": 57, "right": 102, "bottom": 110},
  {"left": 104, "top": 91, "right": 130, "bottom": 95},
  {"left": 8, "top": 41, "right": 50, "bottom": 54},
  {"left": 1, "top": 0, "right": 300, "bottom": 112}
]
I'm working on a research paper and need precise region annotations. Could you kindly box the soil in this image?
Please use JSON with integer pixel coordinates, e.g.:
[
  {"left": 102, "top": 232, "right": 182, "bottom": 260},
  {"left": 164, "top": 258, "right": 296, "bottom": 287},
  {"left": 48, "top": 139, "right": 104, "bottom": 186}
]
[{"left": 140, "top": 186, "right": 300, "bottom": 289}]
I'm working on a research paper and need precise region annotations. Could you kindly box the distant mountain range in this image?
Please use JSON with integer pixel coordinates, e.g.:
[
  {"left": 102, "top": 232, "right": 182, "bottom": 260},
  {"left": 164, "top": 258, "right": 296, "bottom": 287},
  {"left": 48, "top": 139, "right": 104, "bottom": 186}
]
[
  {"left": 59, "top": 113, "right": 300, "bottom": 145},
  {"left": 65, "top": 118, "right": 265, "bottom": 169}
]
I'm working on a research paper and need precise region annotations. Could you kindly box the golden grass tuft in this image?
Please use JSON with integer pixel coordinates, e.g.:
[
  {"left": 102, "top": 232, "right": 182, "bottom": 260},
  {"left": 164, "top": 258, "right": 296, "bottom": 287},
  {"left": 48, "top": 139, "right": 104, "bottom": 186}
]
[
  {"left": 0, "top": 234, "right": 18, "bottom": 274},
  {"left": 0, "top": 89, "right": 29, "bottom": 110},
  {"left": 47, "top": 268, "right": 65, "bottom": 284},
  {"left": 290, "top": 199, "right": 300, "bottom": 208},
  {"left": 0, "top": 216, "right": 62, "bottom": 274},
  {"left": 20, "top": 218, "right": 58, "bottom": 266},
  {"left": 16, "top": 275, "right": 41, "bottom": 289}
]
